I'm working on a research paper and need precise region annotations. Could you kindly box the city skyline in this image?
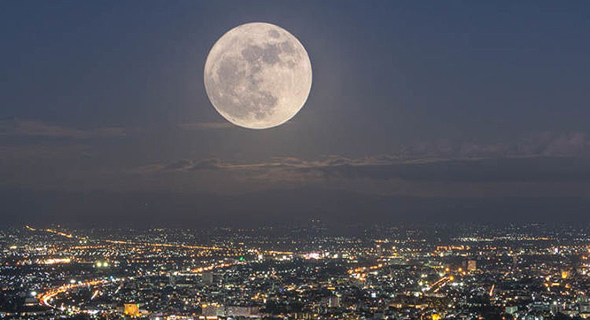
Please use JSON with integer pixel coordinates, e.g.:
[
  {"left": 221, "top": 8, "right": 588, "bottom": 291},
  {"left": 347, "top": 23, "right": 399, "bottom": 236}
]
[
  {"left": 2, "top": 222, "right": 590, "bottom": 319},
  {"left": 3, "top": 2, "right": 590, "bottom": 319}
]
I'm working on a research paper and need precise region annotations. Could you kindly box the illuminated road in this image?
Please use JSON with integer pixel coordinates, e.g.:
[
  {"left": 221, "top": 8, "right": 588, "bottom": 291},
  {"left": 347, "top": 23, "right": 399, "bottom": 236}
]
[
  {"left": 36, "top": 260, "right": 242, "bottom": 310},
  {"left": 27, "top": 224, "right": 293, "bottom": 259},
  {"left": 29, "top": 224, "right": 299, "bottom": 312},
  {"left": 25, "top": 225, "right": 73, "bottom": 238},
  {"left": 429, "top": 275, "right": 452, "bottom": 293},
  {"left": 348, "top": 263, "right": 385, "bottom": 281},
  {"left": 38, "top": 279, "right": 114, "bottom": 308}
]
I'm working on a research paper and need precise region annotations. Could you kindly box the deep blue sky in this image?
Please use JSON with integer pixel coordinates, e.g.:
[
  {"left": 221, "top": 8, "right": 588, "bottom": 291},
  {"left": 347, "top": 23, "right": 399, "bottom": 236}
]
[{"left": 2, "top": 1, "right": 590, "bottom": 226}]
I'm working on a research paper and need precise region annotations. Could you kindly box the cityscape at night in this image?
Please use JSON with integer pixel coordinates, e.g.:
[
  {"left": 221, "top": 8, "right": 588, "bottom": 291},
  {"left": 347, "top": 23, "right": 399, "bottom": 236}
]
[
  {"left": 2, "top": 223, "right": 590, "bottom": 319},
  {"left": 2, "top": 1, "right": 590, "bottom": 319}
]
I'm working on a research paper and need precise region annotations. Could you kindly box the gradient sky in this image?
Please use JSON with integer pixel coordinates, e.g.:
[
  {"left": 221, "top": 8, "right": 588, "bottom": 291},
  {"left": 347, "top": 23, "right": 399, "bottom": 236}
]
[{"left": 2, "top": 1, "right": 590, "bottom": 226}]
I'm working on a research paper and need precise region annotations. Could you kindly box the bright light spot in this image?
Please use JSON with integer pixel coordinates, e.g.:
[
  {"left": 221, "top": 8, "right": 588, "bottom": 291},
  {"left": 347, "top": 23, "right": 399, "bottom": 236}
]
[{"left": 305, "top": 253, "right": 321, "bottom": 260}]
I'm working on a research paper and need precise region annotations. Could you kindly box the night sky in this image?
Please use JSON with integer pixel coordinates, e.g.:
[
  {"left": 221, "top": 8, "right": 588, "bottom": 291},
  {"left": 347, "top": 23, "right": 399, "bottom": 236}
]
[{"left": 2, "top": 1, "right": 590, "bottom": 226}]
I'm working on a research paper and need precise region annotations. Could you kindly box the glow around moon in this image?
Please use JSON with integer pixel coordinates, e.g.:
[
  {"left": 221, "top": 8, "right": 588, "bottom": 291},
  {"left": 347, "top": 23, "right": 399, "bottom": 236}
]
[{"left": 204, "top": 22, "right": 312, "bottom": 129}]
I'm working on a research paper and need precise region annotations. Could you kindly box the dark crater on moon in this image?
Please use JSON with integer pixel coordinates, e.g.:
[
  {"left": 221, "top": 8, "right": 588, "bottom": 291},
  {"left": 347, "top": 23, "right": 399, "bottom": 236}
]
[{"left": 211, "top": 39, "right": 299, "bottom": 121}]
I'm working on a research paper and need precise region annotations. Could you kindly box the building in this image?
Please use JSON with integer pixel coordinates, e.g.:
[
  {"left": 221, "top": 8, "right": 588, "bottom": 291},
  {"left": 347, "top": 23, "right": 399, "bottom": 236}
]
[
  {"left": 226, "top": 305, "right": 260, "bottom": 318},
  {"left": 202, "top": 303, "right": 223, "bottom": 317},
  {"left": 467, "top": 260, "right": 477, "bottom": 272},
  {"left": 124, "top": 303, "right": 140, "bottom": 317},
  {"left": 505, "top": 305, "right": 518, "bottom": 315},
  {"left": 202, "top": 272, "right": 214, "bottom": 285},
  {"left": 328, "top": 295, "right": 341, "bottom": 308},
  {"left": 24, "top": 297, "right": 39, "bottom": 307}
]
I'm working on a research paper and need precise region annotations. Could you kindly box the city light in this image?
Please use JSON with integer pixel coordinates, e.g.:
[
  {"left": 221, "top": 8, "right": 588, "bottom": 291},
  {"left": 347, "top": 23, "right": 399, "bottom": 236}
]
[{"left": 3, "top": 224, "right": 590, "bottom": 319}]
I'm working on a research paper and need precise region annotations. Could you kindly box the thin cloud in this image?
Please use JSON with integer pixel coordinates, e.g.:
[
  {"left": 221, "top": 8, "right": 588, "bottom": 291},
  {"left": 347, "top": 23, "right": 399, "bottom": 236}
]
[
  {"left": 405, "top": 132, "right": 590, "bottom": 159},
  {"left": 178, "top": 122, "right": 233, "bottom": 130},
  {"left": 0, "top": 119, "right": 126, "bottom": 139},
  {"left": 134, "top": 131, "right": 590, "bottom": 184}
]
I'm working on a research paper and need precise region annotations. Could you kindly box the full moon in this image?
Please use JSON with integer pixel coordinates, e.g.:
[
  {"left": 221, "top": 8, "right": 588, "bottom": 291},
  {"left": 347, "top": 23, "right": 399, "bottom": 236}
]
[{"left": 204, "top": 22, "right": 312, "bottom": 129}]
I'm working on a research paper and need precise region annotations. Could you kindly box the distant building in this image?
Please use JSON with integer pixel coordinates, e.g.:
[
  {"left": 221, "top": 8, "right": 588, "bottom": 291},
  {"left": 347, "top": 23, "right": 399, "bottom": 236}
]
[
  {"left": 328, "top": 295, "right": 340, "bottom": 308},
  {"left": 202, "top": 303, "right": 223, "bottom": 317},
  {"left": 201, "top": 304, "right": 259, "bottom": 318},
  {"left": 376, "top": 244, "right": 383, "bottom": 257},
  {"left": 24, "top": 297, "right": 39, "bottom": 307},
  {"left": 202, "top": 272, "right": 214, "bottom": 285},
  {"left": 551, "top": 303, "right": 563, "bottom": 315},
  {"left": 124, "top": 303, "right": 140, "bottom": 317},
  {"left": 513, "top": 254, "right": 518, "bottom": 266},
  {"left": 227, "top": 305, "right": 260, "bottom": 317},
  {"left": 467, "top": 260, "right": 477, "bottom": 272},
  {"left": 505, "top": 305, "right": 518, "bottom": 315}
]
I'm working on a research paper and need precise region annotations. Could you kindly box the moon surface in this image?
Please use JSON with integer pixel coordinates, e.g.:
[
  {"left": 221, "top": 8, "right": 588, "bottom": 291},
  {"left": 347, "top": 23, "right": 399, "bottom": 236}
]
[{"left": 204, "top": 22, "right": 312, "bottom": 129}]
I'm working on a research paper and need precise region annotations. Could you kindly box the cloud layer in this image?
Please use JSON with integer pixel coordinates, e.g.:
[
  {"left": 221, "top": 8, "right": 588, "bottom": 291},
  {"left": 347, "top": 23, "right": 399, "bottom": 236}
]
[
  {"left": 136, "top": 131, "right": 590, "bottom": 182},
  {"left": 3, "top": 127, "right": 590, "bottom": 199},
  {"left": 0, "top": 119, "right": 126, "bottom": 139}
]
